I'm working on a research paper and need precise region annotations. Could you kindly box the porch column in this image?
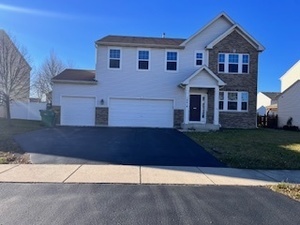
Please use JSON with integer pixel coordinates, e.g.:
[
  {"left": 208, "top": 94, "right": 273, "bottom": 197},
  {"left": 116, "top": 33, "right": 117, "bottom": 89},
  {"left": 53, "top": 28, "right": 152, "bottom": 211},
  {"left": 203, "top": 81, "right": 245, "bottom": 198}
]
[
  {"left": 184, "top": 85, "right": 190, "bottom": 124},
  {"left": 214, "top": 86, "right": 219, "bottom": 125}
]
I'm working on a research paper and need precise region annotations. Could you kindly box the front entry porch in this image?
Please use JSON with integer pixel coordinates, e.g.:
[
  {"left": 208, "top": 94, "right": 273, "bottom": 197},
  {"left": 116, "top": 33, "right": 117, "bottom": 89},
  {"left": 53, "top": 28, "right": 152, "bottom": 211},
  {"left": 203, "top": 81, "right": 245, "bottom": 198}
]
[{"left": 180, "top": 66, "right": 226, "bottom": 131}]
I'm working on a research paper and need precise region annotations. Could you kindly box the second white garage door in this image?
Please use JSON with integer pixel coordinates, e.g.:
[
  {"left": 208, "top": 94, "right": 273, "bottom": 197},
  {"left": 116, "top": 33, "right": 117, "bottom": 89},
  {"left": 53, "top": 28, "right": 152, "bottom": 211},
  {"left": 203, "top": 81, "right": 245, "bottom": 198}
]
[
  {"left": 109, "top": 98, "right": 174, "bottom": 128},
  {"left": 61, "top": 96, "right": 95, "bottom": 126}
]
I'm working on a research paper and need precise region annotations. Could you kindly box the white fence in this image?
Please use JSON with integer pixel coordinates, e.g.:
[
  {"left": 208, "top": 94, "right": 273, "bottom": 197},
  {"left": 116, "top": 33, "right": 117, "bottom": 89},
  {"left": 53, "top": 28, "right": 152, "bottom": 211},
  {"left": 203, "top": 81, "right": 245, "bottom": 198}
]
[{"left": 10, "top": 102, "right": 47, "bottom": 121}]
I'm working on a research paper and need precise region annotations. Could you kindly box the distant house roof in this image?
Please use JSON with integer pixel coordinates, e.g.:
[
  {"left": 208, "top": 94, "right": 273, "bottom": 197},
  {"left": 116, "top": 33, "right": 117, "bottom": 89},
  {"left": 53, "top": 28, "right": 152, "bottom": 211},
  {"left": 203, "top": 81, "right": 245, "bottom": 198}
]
[
  {"left": 262, "top": 92, "right": 281, "bottom": 100},
  {"left": 96, "top": 35, "right": 185, "bottom": 49},
  {"left": 52, "top": 69, "right": 97, "bottom": 84}
]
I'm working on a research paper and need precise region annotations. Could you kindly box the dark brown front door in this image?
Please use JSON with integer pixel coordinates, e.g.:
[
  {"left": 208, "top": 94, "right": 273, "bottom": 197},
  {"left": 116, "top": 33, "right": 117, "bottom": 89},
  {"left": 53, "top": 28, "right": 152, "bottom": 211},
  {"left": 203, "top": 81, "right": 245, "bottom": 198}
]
[{"left": 189, "top": 95, "right": 201, "bottom": 121}]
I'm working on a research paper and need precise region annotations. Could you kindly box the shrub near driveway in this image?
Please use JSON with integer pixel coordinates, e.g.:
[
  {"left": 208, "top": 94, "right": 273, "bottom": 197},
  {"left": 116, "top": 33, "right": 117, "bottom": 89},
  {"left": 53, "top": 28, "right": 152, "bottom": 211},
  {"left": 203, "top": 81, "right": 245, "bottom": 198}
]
[
  {"left": 0, "top": 119, "right": 41, "bottom": 163},
  {"left": 186, "top": 129, "right": 300, "bottom": 169}
]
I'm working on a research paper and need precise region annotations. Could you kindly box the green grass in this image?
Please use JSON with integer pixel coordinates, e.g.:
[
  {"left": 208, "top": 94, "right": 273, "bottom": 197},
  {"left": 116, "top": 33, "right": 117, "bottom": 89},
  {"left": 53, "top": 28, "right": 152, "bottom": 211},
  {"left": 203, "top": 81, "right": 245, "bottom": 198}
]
[
  {"left": 0, "top": 118, "right": 42, "bottom": 164},
  {"left": 186, "top": 129, "right": 300, "bottom": 169}
]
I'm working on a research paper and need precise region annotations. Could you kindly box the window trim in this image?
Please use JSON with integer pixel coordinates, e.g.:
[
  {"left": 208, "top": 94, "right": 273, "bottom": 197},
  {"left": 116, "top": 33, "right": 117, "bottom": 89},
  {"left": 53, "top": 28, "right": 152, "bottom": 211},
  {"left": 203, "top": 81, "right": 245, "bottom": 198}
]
[
  {"left": 165, "top": 50, "right": 179, "bottom": 72},
  {"left": 218, "top": 53, "right": 250, "bottom": 74},
  {"left": 194, "top": 50, "right": 204, "bottom": 67},
  {"left": 108, "top": 47, "right": 122, "bottom": 70},
  {"left": 137, "top": 49, "right": 150, "bottom": 71},
  {"left": 219, "top": 91, "right": 249, "bottom": 112}
]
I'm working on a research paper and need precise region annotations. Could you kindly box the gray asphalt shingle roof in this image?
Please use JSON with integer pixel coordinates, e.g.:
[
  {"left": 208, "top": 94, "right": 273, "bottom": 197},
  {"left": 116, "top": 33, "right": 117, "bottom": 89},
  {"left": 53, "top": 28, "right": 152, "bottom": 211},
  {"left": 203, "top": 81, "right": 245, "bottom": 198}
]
[
  {"left": 96, "top": 35, "right": 186, "bottom": 48},
  {"left": 52, "top": 69, "right": 96, "bottom": 82},
  {"left": 262, "top": 92, "right": 281, "bottom": 100}
]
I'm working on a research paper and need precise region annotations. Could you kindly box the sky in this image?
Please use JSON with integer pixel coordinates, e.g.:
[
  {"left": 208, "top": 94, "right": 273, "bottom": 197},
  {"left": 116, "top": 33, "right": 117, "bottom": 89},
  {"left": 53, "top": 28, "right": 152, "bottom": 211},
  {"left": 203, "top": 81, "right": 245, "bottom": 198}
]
[{"left": 1, "top": 0, "right": 300, "bottom": 93}]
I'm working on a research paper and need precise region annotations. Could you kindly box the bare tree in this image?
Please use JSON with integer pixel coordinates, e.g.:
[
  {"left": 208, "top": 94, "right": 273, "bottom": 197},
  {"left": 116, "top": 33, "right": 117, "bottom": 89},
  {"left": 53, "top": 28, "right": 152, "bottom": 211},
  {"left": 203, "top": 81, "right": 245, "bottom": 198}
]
[
  {"left": 0, "top": 30, "right": 31, "bottom": 120},
  {"left": 33, "top": 51, "right": 66, "bottom": 102}
]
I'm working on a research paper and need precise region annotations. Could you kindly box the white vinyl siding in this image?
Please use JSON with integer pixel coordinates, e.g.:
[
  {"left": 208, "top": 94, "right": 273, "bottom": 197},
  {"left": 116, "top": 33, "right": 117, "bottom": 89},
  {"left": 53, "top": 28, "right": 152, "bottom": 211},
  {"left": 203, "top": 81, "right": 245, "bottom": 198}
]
[
  {"left": 61, "top": 96, "right": 95, "bottom": 126},
  {"left": 278, "top": 81, "right": 300, "bottom": 127},
  {"left": 109, "top": 98, "right": 173, "bottom": 128}
]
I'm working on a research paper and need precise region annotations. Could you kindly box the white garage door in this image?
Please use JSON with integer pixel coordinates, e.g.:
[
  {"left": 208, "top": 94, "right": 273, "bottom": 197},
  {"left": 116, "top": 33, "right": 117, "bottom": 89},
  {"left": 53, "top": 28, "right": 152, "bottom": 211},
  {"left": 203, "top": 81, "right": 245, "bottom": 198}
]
[
  {"left": 109, "top": 98, "right": 174, "bottom": 128},
  {"left": 61, "top": 96, "right": 95, "bottom": 126}
]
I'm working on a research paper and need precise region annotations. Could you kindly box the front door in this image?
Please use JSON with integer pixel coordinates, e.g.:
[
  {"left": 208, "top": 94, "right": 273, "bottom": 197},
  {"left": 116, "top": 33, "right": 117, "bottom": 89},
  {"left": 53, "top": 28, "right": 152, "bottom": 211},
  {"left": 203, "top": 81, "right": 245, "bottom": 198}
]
[{"left": 189, "top": 95, "right": 201, "bottom": 121}]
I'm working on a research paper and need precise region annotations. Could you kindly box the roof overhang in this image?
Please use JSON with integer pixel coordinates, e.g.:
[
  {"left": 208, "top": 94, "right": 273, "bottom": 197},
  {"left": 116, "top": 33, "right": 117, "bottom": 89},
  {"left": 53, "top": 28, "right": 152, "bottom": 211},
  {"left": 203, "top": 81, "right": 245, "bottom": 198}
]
[
  {"left": 206, "top": 24, "right": 265, "bottom": 52},
  {"left": 52, "top": 80, "right": 98, "bottom": 85},
  {"left": 180, "top": 66, "right": 226, "bottom": 87},
  {"left": 96, "top": 41, "right": 185, "bottom": 49}
]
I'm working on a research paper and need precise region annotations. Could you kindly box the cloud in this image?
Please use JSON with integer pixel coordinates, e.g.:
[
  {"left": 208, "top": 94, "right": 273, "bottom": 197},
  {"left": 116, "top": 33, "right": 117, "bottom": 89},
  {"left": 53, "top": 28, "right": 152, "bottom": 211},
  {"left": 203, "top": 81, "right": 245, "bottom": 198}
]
[{"left": 0, "top": 3, "right": 73, "bottom": 19}]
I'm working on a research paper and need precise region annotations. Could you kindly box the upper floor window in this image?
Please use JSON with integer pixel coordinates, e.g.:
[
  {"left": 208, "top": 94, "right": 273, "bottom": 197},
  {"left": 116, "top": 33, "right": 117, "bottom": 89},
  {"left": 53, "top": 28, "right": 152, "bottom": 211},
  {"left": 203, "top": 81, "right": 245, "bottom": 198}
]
[
  {"left": 138, "top": 50, "right": 149, "bottom": 70},
  {"left": 195, "top": 51, "right": 203, "bottom": 67},
  {"left": 166, "top": 51, "right": 178, "bottom": 71},
  {"left": 219, "top": 91, "right": 248, "bottom": 112},
  {"left": 218, "top": 53, "right": 249, "bottom": 74},
  {"left": 109, "top": 48, "right": 121, "bottom": 69}
]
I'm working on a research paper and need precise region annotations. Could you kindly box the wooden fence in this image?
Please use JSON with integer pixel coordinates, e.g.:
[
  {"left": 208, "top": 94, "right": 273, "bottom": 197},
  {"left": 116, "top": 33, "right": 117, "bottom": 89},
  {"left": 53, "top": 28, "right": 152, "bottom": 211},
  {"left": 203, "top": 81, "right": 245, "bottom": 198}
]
[{"left": 257, "top": 115, "right": 278, "bottom": 128}]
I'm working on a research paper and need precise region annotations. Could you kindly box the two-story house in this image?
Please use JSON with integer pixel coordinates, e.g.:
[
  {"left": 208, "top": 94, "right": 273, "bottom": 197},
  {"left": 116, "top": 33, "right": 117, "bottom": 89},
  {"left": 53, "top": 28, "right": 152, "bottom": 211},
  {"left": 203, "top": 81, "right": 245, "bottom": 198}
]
[
  {"left": 52, "top": 13, "right": 264, "bottom": 129},
  {"left": 277, "top": 60, "right": 300, "bottom": 127},
  {"left": 0, "top": 29, "right": 31, "bottom": 118}
]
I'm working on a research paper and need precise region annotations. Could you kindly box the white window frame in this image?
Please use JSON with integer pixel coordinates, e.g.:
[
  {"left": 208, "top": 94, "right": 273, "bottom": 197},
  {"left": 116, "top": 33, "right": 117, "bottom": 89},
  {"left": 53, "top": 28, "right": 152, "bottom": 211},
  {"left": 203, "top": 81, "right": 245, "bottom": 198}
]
[
  {"left": 165, "top": 50, "right": 179, "bottom": 72},
  {"left": 219, "top": 91, "right": 249, "bottom": 112},
  {"left": 108, "top": 47, "right": 122, "bottom": 70},
  {"left": 137, "top": 49, "right": 150, "bottom": 71},
  {"left": 218, "top": 53, "right": 249, "bottom": 74},
  {"left": 195, "top": 50, "right": 204, "bottom": 67}
]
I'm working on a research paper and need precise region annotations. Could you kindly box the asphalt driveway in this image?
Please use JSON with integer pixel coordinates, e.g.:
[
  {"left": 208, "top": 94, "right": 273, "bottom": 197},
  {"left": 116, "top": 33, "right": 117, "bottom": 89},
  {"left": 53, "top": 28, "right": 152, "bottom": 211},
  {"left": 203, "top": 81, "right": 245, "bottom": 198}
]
[{"left": 14, "top": 127, "right": 224, "bottom": 167}]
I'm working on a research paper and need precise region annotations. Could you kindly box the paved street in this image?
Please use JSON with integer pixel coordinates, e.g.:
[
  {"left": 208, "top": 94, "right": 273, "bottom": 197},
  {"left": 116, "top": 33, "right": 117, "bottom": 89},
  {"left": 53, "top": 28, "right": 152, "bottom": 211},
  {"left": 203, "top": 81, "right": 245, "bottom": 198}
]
[
  {"left": 14, "top": 127, "right": 224, "bottom": 166},
  {"left": 0, "top": 183, "right": 299, "bottom": 225}
]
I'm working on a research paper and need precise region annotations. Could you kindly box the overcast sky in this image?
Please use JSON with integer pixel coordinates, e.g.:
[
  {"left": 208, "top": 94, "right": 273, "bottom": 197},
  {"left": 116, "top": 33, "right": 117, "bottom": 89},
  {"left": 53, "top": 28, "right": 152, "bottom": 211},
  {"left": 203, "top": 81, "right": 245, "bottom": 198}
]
[{"left": 1, "top": 0, "right": 300, "bottom": 92}]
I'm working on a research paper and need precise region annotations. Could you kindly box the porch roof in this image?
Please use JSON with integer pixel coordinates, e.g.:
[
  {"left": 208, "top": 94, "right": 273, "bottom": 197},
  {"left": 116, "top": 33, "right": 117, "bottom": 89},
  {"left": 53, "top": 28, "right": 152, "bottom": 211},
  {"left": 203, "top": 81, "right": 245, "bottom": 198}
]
[{"left": 180, "top": 66, "right": 226, "bottom": 87}]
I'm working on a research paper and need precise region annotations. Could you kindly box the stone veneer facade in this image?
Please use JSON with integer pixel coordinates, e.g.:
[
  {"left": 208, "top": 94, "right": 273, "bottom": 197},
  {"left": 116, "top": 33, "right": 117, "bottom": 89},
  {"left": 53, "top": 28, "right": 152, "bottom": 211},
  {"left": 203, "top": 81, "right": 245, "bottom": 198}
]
[
  {"left": 174, "top": 109, "right": 184, "bottom": 128},
  {"left": 95, "top": 107, "right": 108, "bottom": 125},
  {"left": 209, "top": 30, "right": 259, "bottom": 128}
]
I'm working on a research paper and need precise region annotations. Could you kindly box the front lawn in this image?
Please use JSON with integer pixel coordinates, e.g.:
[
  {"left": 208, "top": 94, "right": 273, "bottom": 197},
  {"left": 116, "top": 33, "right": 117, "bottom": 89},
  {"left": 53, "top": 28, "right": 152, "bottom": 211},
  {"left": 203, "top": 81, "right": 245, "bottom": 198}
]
[
  {"left": 186, "top": 129, "right": 300, "bottom": 169},
  {"left": 0, "top": 118, "right": 42, "bottom": 164}
]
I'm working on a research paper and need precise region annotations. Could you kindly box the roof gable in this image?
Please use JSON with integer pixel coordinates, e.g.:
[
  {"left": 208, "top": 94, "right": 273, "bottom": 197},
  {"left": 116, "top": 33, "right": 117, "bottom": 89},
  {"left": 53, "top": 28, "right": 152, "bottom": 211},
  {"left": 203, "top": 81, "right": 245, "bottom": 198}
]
[
  {"left": 180, "top": 12, "right": 235, "bottom": 46},
  {"left": 261, "top": 92, "right": 281, "bottom": 100},
  {"left": 279, "top": 79, "right": 300, "bottom": 96},
  {"left": 279, "top": 60, "right": 300, "bottom": 80},
  {"left": 181, "top": 66, "right": 226, "bottom": 86},
  {"left": 206, "top": 24, "right": 265, "bottom": 51}
]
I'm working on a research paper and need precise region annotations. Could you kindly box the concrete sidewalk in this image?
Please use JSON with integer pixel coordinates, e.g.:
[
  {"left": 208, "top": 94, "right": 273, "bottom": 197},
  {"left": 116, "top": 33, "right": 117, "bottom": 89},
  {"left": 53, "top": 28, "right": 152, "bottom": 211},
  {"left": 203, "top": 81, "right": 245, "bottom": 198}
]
[{"left": 0, "top": 164, "right": 299, "bottom": 186}]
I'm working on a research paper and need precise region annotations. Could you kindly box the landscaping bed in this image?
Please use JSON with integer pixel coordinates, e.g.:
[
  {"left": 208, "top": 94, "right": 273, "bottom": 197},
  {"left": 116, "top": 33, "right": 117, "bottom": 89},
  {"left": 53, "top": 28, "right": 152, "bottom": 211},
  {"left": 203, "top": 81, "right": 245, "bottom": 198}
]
[
  {"left": 269, "top": 183, "right": 300, "bottom": 202},
  {"left": 186, "top": 128, "right": 300, "bottom": 169},
  {"left": 0, "top": 119, "right": 42, "bottom": 164}
]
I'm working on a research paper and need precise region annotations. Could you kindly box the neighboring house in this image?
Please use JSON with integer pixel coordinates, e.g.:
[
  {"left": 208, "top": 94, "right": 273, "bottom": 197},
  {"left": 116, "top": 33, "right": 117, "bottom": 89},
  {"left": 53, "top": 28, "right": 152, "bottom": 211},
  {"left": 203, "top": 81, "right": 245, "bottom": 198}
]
[
  {"left": 52, "top": 13, "right": 264, "bottom": 129},
  {"left": 257, "top": 92, "right": 280, "bottom": 116},
  {"left": 0, "top": 29, "right": 31, "bottom": 118},
  {"left": 277, "top": 60, "right": 300, "bottom": 127}
]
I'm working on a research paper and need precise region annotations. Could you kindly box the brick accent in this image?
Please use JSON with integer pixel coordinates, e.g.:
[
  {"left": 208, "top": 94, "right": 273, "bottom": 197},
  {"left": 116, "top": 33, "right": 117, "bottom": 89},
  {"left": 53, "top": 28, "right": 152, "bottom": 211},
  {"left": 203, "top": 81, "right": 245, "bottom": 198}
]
[
  {"left": 173, "top": 109, "right": 184, "bottom": 128},
  {"left": 52, "top": 105, "right": 61, "bottom": 125},
  {"left": 209, "top": 30, "right": 258, "bottom": 128},
  {"left": 95, "top": 107, "right": 108, "bottom": 125},
  {"left": 207, "top": 89, "right": 214, "bottom": 124}
]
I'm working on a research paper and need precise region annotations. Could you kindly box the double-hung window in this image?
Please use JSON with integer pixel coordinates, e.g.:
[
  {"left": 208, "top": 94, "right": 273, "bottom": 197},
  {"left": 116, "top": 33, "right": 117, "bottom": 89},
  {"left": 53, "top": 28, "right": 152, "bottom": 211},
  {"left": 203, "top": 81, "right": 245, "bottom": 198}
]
[
  {"left": 109, "top": 48, "right": 121, "bottom": 69},
  {"left": 166, "top": 51, "right": 178, "bottom": 71},
  {"left": 195, "top": 51, "right": 203, "bottom": 66},
  {"left": 138, "top": 50, "right": 149, "bottom": 70},
  {"left": 219, "top": 91, "right": 248, "bottom": 112},
  {"left": 218, "top": 53, "right": 249, "bottom": 74}
]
